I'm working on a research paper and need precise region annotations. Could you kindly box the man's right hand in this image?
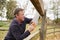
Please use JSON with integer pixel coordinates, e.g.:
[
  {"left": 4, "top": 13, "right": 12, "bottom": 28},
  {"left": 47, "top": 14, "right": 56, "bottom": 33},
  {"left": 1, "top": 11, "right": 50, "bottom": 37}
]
[{"left": 28, "top": 25, "right": 35, "bottom": 32}]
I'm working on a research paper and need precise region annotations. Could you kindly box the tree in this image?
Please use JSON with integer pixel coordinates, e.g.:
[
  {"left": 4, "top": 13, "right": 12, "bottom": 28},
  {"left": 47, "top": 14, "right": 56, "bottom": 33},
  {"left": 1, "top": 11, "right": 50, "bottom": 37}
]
[
  {"left": 0, "top": 13, "right": 2, "bottom": 21},
  {"left": 54, "top": 18, "right": 60, "bottom": 24},
  {"left": 6, "top": 0, "right": 17, "bottom": 19},
  {"left": 50, "top": 0, "right": 60, "bottom": 23},
  {"left": 0, "top": 0, "right": 6, "bottom": 10},
  {"left": 0, "top": 0, "right": 6, "bottom": 21}
]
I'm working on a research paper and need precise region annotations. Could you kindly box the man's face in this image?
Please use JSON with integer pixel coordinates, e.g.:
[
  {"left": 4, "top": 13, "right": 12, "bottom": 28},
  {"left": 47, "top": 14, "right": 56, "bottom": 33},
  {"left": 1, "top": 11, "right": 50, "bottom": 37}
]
[{"left": 16, "top": 11, "right": 25, "bottom": 22}]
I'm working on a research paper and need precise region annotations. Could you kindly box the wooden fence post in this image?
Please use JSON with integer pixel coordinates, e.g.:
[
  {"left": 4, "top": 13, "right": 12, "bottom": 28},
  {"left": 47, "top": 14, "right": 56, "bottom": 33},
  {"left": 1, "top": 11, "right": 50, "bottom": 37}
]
[{"left": 40, "top": 11, "right": 46, "bottom": 40}]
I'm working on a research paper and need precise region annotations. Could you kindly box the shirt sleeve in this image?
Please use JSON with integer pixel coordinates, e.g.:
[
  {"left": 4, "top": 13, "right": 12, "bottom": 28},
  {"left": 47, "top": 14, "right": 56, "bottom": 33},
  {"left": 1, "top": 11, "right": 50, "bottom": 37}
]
[
  {"left": 10, "top": 25, "right": 30, "bottom": 40},
  {"left": 25, "top": 17, "right": 32, "bottom": 24}
]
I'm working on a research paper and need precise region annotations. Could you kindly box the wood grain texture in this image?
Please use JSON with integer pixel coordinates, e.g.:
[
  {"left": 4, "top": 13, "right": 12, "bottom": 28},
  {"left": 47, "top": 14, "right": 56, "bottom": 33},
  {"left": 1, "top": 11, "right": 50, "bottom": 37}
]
[{"left": 30, "top": 0, "right": 44, "bottom": 16}]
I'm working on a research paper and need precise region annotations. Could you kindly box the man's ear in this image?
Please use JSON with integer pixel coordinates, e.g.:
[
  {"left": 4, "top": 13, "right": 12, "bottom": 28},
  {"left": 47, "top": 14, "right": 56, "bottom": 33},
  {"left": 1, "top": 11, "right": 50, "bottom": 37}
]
[{"left": 15, "top": 14, "right": 19, "bottom": 17}]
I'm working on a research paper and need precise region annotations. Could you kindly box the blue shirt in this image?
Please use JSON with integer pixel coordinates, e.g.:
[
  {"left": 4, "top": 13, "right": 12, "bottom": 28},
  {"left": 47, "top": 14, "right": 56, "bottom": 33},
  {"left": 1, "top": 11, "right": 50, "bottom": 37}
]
[{"left": 4, "top": 18, "right": 32, "bottom": 40}]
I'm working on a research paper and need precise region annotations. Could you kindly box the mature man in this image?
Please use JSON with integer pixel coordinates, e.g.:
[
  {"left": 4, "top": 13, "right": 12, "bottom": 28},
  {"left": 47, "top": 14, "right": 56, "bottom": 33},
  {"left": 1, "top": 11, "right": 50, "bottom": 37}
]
[{"left": 4, "top": 8, "right": 36, "bottom": 40}]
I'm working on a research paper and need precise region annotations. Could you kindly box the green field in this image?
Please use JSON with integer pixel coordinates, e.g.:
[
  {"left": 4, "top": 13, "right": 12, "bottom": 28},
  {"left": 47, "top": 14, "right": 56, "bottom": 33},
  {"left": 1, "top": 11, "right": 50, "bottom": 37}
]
[
  {"left": 0, "top": 21, "right": 40, "bottom": 40},
  {"left": 0, "top": 21, "right": 10, "bottom": 40},
  {"left": 0, "top": 21, "right": 60, "bottom": 40}
]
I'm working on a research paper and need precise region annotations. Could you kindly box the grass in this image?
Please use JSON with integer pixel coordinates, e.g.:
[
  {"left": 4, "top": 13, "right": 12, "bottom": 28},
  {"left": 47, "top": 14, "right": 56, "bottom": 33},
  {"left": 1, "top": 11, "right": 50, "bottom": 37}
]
[
  {"left": 0, "top": 21, "right": 10, "bottom": 29},
  {"left": 30, "top": 25, "right": 60, "bottom": 40},
  {"left": 0, "top": 31, "right": 7, "bottom": 40},
  {"left": 30, "top": 32, "right": 60, "bottom": 40},
  {"left": 31, "top": 33, "right": 40, "bottom": 40},
  {"left": 0, "top": 28, "right": 40, "bottom": 40},
  {"left": 0, "top": 21, "right": 60, "bottom": 40},
  {"left": 0, "top": 23, "right": 40, "bottom": 40},
  {"left": 0, "top": 21, "right": 10, "bottom": 40}
]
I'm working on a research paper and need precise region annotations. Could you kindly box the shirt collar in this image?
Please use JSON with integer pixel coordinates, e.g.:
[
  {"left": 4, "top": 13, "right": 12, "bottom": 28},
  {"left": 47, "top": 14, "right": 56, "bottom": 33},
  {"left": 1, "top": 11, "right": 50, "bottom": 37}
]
[{"left": 13, "top": 18, "right": 22, "bottom": 25}]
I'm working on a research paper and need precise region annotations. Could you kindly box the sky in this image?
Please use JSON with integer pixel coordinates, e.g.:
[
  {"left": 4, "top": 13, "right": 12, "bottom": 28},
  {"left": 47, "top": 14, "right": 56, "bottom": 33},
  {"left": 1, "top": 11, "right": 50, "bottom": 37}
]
[{"left": 16, "top": 0, "right": 57, "bottom": 20}]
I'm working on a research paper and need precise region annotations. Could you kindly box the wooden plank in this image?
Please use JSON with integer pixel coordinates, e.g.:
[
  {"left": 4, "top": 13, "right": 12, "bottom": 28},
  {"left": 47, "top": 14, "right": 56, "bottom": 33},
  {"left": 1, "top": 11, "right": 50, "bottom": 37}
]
[
  {"left": 0, "top": 28, "right": 8, "bottom": 31},
  {"left": 24, "top": 31, "right": 39, "bottom": 40},
  {"left": 30, "top": 0, "right": 44, "bottom": 16}
]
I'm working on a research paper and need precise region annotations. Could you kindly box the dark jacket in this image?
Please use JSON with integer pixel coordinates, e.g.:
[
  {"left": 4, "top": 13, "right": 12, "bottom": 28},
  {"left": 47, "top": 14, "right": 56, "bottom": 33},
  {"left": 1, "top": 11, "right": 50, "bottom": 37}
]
[{"left": 4, "top": 18, "right": 32, "bottom": 40}]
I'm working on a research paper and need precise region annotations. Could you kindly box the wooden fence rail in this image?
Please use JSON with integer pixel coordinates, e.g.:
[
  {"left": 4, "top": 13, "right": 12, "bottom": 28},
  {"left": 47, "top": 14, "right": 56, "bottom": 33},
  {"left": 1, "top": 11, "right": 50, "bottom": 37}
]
[{"left": 0, "top": 26, "right": 60, "bottom": 40}]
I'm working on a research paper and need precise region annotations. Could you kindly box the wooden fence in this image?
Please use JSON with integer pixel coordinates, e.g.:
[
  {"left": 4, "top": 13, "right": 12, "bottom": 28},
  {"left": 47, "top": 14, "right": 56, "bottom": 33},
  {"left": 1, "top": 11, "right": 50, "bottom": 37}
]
[
  {"left": 0, "top": 25, "right": 60, "bottom": 40},
  {"left": 24, "top": 26, "right": 59, "bottom": 40}
]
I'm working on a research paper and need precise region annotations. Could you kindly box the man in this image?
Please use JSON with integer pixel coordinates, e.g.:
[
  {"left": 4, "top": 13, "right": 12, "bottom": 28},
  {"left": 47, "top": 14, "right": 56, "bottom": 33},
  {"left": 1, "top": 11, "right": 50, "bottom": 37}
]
[{"left": 4, "top": 8, "right": 36, "bottom": 40}]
